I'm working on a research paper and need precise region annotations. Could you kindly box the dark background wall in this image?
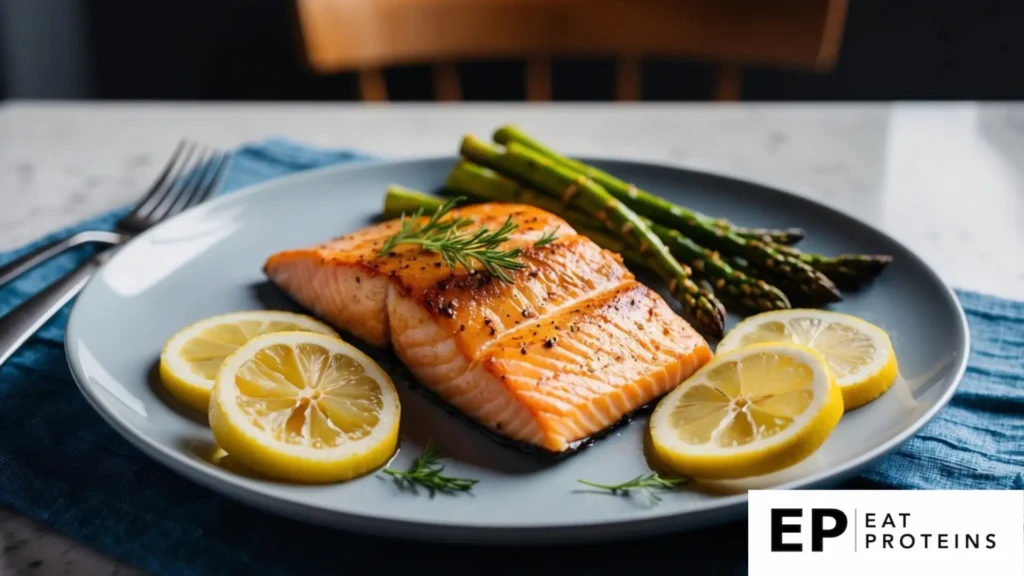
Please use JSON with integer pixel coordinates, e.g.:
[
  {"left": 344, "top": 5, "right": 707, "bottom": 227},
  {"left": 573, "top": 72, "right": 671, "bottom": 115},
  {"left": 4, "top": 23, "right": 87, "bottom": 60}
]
[{"left": 3, "top": 0, "right": 1024, "bottom": 101}]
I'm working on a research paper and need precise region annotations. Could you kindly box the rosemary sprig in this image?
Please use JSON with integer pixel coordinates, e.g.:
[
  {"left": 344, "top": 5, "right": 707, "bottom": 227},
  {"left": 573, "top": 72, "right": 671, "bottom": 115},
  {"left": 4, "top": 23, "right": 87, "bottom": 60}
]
[
  {"left": 379, "top": 196, "right": 525, "bottom": 282},
  {"left": 382, "top": 441, "right": 478, "bottom": 496},
  {"left": 578, "top": 472, "right": 688, "bottom": 503},
  {"left": 533, "top": 226, "right": 560, "bottom": 247}
]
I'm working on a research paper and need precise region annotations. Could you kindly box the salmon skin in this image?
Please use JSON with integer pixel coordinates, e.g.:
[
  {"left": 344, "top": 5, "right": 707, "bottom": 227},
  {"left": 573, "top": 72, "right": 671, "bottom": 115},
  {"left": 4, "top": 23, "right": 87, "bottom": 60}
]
[{"left": 264, "top": 203, "right": 713, "bottom": 453}]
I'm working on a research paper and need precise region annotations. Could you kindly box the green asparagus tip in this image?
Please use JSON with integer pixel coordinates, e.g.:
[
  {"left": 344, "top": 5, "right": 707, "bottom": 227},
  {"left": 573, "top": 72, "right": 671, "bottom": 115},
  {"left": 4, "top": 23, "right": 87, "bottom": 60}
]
[
  {"left": 386, "top": 183, "right": 414, "bottom": 195},
  {"left": 459, "top": 134, "right": 501, "bottom": 160},
  {"left": 383, "top": 184, "right": 444, "bottom": 219},
  {"left": 768, "top": 228, "right": 806, "bottom": 246},
  {"left": 492, "top": 125, "right": 518, "bottom": 145},
  {"left": 489, "top": 124, "right": 524, "bottom": 145}
]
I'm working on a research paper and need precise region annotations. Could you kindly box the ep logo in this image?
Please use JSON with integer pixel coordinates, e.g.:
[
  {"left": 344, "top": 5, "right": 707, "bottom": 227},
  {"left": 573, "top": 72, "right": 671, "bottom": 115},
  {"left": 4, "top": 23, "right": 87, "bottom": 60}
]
[
  {"left": 750, "top": 490, "right": 1024, "bottom": 576},
  {"left": 771, "top": 508, "right": 848, "bottom": 552}
]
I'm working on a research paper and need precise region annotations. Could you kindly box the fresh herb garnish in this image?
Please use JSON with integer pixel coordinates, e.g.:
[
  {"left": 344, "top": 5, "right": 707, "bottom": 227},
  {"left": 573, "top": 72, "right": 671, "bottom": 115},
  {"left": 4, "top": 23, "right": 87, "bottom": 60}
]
[
  {"left": 577, "top": 472, "right": 688, "bottom": 503},
  {"left": 382, "top": 441, "right": 478, "bottom": 496},
  {"left": 379, "top": 196, "right": 525, "bottom": 282},
  {"left": 533, "top": 227, "right": 560, "bottom": 247}
]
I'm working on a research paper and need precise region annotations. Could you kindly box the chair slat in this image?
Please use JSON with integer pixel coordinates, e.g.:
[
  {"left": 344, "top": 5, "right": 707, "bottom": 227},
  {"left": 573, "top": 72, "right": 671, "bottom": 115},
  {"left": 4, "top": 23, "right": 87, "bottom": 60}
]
[
  {"left": 616, "top": 57, "right": 642, "bottom": 101},
  {"left": 434, "top": 62, "right": 462, "bottom": 101},
  {"left": 713, "top": 64, "right": 742, "bottom": 101},
  {"left": 526, "top": 57, "right": 552, "bottom": 101},
  {"left": 359, "top": 68, "right": 389, "bottom": 101}
]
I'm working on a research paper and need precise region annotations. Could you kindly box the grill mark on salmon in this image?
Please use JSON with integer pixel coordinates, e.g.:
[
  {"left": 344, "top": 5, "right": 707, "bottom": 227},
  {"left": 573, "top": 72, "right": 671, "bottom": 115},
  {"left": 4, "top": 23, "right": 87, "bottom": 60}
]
[{"left": 264, "top": 203, "right": 712, "bottom": 452}]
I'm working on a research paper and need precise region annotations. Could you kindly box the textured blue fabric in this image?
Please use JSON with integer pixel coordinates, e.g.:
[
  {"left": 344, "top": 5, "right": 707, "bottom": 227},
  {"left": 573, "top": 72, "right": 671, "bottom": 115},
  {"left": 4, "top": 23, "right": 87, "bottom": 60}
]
[
  {"left": 0, "top": 138, "right": 1019, "bottom": 575},
  {"left": 862, "top": 289, "right": 1024, "bottom": 490}
]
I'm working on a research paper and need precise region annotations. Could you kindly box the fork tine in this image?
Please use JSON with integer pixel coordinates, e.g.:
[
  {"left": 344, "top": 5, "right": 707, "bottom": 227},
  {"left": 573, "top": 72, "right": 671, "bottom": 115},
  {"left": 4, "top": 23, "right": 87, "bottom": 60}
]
[
  {"left": 164, "top": 147, "right": 215, "bottom": 217},
  {"left": 143, "top": 144, "right": 204, "bottom": 221},
  {"left": 127, "top": 140, "right": 194, "bottom": 219},
  {"left": 185, "top": 152, "right": 231, "bottom": 210}
]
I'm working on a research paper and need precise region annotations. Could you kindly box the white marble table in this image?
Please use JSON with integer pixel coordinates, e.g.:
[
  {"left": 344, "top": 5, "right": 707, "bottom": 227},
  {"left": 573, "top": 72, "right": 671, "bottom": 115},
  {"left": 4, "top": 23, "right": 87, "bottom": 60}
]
[{"left": 0, "top": 101, "right": 1021, "bottom": 574}]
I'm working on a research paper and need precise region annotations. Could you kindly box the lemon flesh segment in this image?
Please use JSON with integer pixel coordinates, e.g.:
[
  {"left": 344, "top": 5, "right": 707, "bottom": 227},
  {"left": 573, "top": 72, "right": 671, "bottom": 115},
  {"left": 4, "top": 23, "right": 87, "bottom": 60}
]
[
  {"left": 717, "top": 309, "right": 898, "bottom": 410},
  {"left": 209, "top": 331, "right": 400, "bottom": 483},
  {"left": 650, "top": 343, "right": 843, "bottom": 479},
  {"left": 159, "top": 311, "right": 338, "bottom": 412}
]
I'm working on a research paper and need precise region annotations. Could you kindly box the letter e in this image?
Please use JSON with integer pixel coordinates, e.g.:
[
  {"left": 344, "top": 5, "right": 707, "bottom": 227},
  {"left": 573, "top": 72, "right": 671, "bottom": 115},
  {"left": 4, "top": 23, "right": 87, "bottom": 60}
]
[{"left": 771, "top": 509, "right": 803, "bottom": 552}]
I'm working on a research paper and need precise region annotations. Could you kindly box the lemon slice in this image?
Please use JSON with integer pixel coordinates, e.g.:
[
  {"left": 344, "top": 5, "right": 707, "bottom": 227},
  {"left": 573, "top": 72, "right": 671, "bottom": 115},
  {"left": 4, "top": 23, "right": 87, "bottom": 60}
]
[
  {"left": 649, "top": 343, "right": 843, "bottom": 479},
  {"left": 717, "top": 309, "right": 898, "bottom": 410},
  {"left": 159, "top": 311, "right": 338, "bottom": 412},
  {"left": 209, "top": 331, "right": 400, "bottom": 483}
]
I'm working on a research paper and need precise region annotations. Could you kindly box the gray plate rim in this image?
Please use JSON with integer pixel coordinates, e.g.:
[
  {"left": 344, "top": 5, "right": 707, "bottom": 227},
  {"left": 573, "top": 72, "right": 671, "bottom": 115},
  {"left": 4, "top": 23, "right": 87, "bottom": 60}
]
[{"left": 64, "top": 154, "right": 970, "bottom": 542}]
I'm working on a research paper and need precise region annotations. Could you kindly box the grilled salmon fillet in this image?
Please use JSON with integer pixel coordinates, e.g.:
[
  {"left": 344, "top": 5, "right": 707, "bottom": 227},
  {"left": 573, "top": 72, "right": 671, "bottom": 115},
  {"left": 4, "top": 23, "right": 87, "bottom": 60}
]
[{"left": 264, "top": 203, "right": 712, "bottom": 452}]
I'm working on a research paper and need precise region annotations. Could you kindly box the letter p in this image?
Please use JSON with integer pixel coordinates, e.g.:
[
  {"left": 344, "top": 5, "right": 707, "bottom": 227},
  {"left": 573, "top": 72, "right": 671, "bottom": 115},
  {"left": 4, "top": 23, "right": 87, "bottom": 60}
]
[{"left": 811, "top": 508, "right": 848, "bottom": 552}]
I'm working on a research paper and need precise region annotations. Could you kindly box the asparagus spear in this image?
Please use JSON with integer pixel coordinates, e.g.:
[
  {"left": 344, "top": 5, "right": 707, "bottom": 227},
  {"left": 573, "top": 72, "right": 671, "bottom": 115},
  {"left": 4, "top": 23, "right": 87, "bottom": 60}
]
[
  {"left": 445, "top": 161, "right": 789, "bottom": 312},
  {"left": 733, "top": 227, "right": 804, "bottom": 246},
  {"left": 384, "top": 185, "right": 444, "bottom": 214},
  {"left": 487, "top": 133, "right": 840, "bottom": 305},
  {"left": 775, "top": 246, "right": 893, "bottom": 291},
  {"left": 493, "top": 125, "right": 805, "bottom": 246},
  {"left": 655, "top": 228, "right": 790, "bottom": 312},
  {"left": 460, "top": 135, "right": 727, "bottom": 337},
  {"left": 725, "top": 256, "right": 759, "bottom": 279},
  {"left": 489, "top": 128, "right": 890, "bottom": 292},
  {"left": 384, "top": 184, "right": 440, "bottom": 216}
]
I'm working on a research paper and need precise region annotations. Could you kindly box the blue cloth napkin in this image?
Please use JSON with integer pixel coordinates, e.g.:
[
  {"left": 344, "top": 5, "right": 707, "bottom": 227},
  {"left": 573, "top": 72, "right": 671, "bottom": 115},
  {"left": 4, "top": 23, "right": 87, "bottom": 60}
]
[
  {"left": 863, "top": 289, "right": 1024, "bottom": 491},
  {"left": 0, "top": 139, "right": 1020, "bottom": 575}
]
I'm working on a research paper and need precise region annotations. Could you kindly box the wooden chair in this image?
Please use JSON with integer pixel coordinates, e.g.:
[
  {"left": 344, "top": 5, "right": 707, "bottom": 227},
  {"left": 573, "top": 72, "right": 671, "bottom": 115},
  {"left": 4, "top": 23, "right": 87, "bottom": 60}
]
[{"left": 293, "top": 0, "right": 848, "bottom": 102}]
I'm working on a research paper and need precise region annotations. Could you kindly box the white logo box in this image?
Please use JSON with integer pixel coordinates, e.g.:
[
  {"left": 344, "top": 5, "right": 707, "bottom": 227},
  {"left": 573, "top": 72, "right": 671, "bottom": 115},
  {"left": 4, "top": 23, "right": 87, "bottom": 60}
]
[{"left": 748, "top": 490, "right": 1023, "bottom": 575}]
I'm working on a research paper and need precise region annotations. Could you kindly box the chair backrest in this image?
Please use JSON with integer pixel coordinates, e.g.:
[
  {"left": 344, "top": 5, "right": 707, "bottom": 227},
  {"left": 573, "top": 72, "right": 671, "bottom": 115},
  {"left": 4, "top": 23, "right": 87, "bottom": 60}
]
[{"left": 294, "top": 0, "right": 848, "bottom": 101}]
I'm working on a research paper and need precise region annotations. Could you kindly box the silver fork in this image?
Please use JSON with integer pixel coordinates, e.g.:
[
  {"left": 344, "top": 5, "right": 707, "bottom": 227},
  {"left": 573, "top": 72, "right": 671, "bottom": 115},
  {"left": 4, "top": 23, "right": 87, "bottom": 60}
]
[
  {"left": 0, "top": 141, "right": 220, "bottom": 287},
  {"left": 0, "top": 141, "right": 231, "bottom": 368}
]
